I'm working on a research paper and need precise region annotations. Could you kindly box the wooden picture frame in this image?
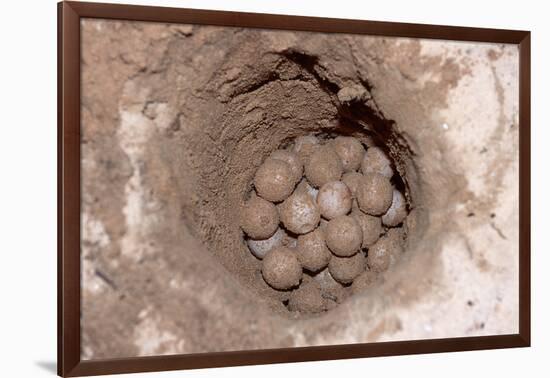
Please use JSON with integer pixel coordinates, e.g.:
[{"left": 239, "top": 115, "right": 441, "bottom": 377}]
[{"left": 58, "top": 1, "right": 531, "bottom": 376}]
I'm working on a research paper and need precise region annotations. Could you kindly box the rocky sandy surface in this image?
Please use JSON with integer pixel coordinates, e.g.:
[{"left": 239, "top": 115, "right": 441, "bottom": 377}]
[{"left": 80, "top": 19, "right": 518, "bottom": 359}]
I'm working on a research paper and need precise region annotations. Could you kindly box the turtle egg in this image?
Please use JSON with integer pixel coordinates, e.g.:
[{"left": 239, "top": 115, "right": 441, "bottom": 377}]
[
  {"left": 240, "top": 195, "right": 279, "bottom": 239},
  {"left": 381, "top": 189, "right": 408, "bottom": 227},
  {"left": 254, "top": 159, "right": 295, "bottom": 202},
  {"left": 332, "top": 136, "right": 365, "bottom": 172},
  {"left": 262, "top": 246, "right": 303, "bottom": 290},
  {"left": 247, "top": 228, "right": 285, "bottom": 259},
  {"left": 356, "top": 172, "right": 393, "bottom": 216},
  {"left": 296, "top": 228, "right": 331, "bottom": 272},
  {"left": 328, "top": 253, "right": 366, "bottom": 284},
  {"left": 325, "top": 215, "right": 363, "bottom": 257},
  {"left": 279, "top": 190, "right": 321, "bottom": 234},
  {"left": 304, "top": 145, "right": 344, "bottom": 188},
  {"left": 317, "top": 181, "right": 352, "bottom": 220},
  {"left": 268, "top": 149, "right": 303, "bottom": 184},
  {"left": 361, "top": 146, "right": 393, "bottom": 178}
]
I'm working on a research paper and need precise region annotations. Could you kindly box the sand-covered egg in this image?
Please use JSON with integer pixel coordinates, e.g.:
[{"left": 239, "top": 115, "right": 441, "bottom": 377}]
[
  {"left": 268, "top": 149, "right": 304, "bottom": 184},
  {"left": 317, "top": 181, "right": 352, "bottom": 220},
  {"left": 240, "top": 195, "right": 279, "bottom": 239},
  {"left": 288, "top": 281, "right": 325, "bottom": 313},
  {"left": 356, "top": 172, "right": 393, "bottom": 215},
  {"left": 351, "top": 208, "right": 382, "bottom": 247},
  {"left": 304, "top": 145, "right": 343, "bottom": 188},
  {"left": 361, "top": 146, "right": 393, "bottom": 178},
  {"left": 279, "top": 189, "right": 321, "bottom": 234},
  {"left": 367, "top": 230, "right": 404, "bottom": 273},
  {"left": 293, "top": 135, "right": 320, "bottom": 163},
  {"left": 296, "top": 228, "right": 331, "bottom": 272},
  {"left": 262, "top": 246, "right": 303, "bottom": 290},
  {"left": 325, "top": 215, "right": 362, "bottom": 257},
  {"left": 254, "top": 159, "right": 296, "bottom": 202},
  {"left": 332, "top": 136, "right": 365, "bottom": 172},
  {"left": 328, "top": 252, "right": 366, "bottom": 284}
]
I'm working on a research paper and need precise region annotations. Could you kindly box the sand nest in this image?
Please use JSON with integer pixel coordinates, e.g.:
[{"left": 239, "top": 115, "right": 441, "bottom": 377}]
[{"left": 174, "top": 47, "right": 425, "bottom": 319}]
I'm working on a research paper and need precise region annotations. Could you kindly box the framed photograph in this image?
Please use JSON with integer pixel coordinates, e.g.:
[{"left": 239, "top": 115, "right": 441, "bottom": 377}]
[{"left": 58, "top": 1, "right": 530, "bottom": 376}]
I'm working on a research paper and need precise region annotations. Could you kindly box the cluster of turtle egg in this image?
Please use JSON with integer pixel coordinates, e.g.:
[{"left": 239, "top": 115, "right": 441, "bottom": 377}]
[{"left": 240, "top": 134, "right": 408, "bottom": 314}]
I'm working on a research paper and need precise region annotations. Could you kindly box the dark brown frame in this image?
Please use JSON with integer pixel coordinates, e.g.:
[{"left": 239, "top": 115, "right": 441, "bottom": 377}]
[{"left": 58, "top": 1, "right": 531, "bottom": 376}]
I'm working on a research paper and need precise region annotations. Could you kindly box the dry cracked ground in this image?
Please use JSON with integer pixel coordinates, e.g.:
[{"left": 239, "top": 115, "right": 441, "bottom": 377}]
[{"left": 80, "top": 19, "right": 519, "bottom": 359}]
